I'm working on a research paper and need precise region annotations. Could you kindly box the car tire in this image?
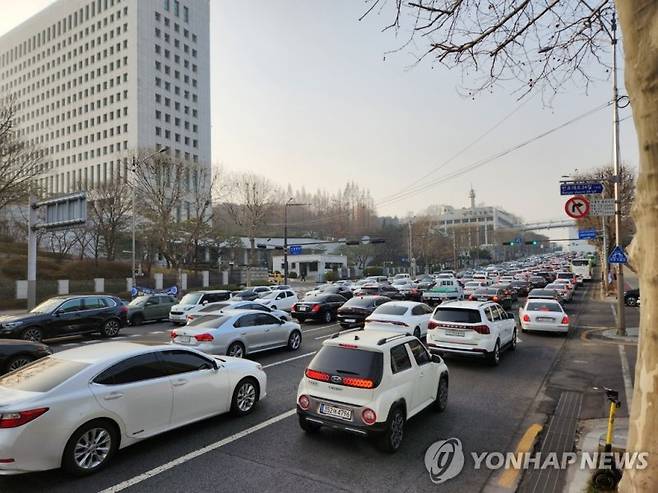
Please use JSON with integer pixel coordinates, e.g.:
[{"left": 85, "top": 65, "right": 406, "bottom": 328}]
[
  {"left": 377, "top": 406, "right": 406, "bottom": 453},
  {"left": 227, "top": 341, "right": 245, "bottom": 358},
  {"left": 433, "top": 376, "right": 448, "bottom": 413},
  {"left": 287, "top": 330, "right": 302, "bottom": 351},
  {"left": 487, "top": 340, "right": 501, "bottom": 366},
  {"left": 21, "top": 326, "right": 43, "bottom": 342},
  {"left": 413, "top": 327, "right": 421, "bottom": 339},
  {"left": 130, "top": 313, "right": 144, "bottom": 326},
  {"left": 230, "top": 378, "right": 259, "bottom": 416},
  {"left": 61, "top": 419, "right": 118, "bottom": 477},
  {"left": 323, "top": 311, "right": 332, "bottom": 324},
  {"left": 298, "top": 415, "right": 322, "bottom": 433},
  {"left": 625, "top": 296, "right": 637, "bottom": 307},
  {"left": 100, "top": 319, "right": 121, "bottom": 338},
  {"left": 5, "top": 354, "right": 34, "bottom": 373},
  {"left": 510, "top": 328, "right": 517, "bottom": 351}
]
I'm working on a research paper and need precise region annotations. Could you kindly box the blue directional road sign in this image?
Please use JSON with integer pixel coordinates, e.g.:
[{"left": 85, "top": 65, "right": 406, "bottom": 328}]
[
  {"left": 289, "top": 245, "right": 302, "bottom": 255},
  {"left": 608, "top": 246, "right": 628, "bottom": 264},
  {"left": 560, "top": 183, "right": 604, "bottom": 195},
  {"left": 578, "top": 229, "right": 598, "bottom": 240}
]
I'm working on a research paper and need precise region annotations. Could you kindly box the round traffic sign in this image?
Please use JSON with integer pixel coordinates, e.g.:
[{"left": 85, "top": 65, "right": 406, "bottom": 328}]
[{"left": 564, "top": 195, "right": 590, "bottom": 219}]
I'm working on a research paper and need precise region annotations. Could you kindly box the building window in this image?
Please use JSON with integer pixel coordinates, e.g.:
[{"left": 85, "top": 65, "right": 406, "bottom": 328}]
[
  {"left": 164, "top": 0, "right": 170, "bottom": 11},
  {"left": 174, "top": 0, "right": 179, "bottom": 16},
  {"left": 183, "top": 6, "right": 189, "bottom": 22}
]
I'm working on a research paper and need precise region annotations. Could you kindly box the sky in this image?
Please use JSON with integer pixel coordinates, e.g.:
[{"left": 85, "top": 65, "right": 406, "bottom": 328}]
[{"left": 1, "top": 0, "right": 639, "bottom": 229}]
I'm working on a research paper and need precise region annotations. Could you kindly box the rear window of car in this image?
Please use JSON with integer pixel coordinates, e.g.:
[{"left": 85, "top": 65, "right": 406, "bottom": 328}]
[
  {"left": 303, "top": 295, "right": 330, "bottom": 302},
  {"left": 0, "top": 357, "right": 88, "bottom": 393},
  {"left": 372, "top": 304, "right": 407, "bottom": 316},
  {"left": 187, "top": 315, "right": 231, "bottom": 327},
  {"left": 309, "top": 346, "right": 384, "bottom": 387},
  {"left": 343, "top": 297, "right": 376, "bottom": 308},
  {"left": 529, "top": 290, "right": 556, "bottom": 297},
  {"left": 433, "top": 307, "right": 482, "bottom": 324},
  {"left": 526, "top": 302, "right": 562, "bottom": 312}
]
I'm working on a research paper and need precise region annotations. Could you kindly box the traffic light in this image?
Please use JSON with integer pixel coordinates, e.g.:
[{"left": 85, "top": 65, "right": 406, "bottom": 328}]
[
  {"left": 502, "top": 241, "right": 518, "bottom": 246},
  {"left": 525, "top": 240, "right": 540, "bottom": 245}
]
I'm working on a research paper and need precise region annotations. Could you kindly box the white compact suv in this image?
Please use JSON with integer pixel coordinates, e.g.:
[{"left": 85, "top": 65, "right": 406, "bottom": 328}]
[
  {"left": 426, "top": 301, "right": 517, "bottom": 365},
  {"left": 296, "top": 329, "right": 449, "bottom": 452}
]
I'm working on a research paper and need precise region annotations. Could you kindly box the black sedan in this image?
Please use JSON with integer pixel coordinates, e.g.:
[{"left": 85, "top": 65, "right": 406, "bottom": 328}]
[
  {"left": 291, "top": 294, "right": 347, "bottom": 324},
  {"left": 336, "top": 295, "right": 391, "bottom": 329},
  {"left": 469, "top": 287, "right": 513, "bottom": 310},
  {"left": 308, "top": 285, "right": 353, "bottom": 300},
  {"left": 0, "top": 295, "right": 128, "bottom": 342},
  {"left": 354, "top": 284, "right": 404, "bottom": 300},
  {"left": 510, "top": 280, "right": 530, "bottom": 297},
  {"left": 624, "top": 288, "right": 640, "bottom": 307},
  {"left": 529, "top": 276, "right": 549, "bottom": 289},
  {"left": 0, "top": 339, "right": 52, "bottom": 375}
]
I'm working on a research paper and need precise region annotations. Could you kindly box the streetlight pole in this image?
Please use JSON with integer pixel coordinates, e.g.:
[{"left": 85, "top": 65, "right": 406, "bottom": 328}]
[
  {"left": 131, "top": 147, "right": 168, "bottom": 292},
  {"left": 283, "top": 198, "right": 308, "bottom": 285},
  {"left": 611, "top": 11, "right": 626, "bottom": 336}
]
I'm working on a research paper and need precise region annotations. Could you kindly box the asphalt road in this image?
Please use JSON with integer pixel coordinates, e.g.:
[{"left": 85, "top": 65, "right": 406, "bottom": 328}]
[{"left": 0, "top": 288, "right": 596, "bottom": 493}]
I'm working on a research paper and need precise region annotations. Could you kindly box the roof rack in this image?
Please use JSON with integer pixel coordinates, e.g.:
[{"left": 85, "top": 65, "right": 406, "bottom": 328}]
[
  {"left": 330, "top": 327, "right": 363, "bottom": 339},
  {"left": 376, "top": 333, "right": 411, "bottom": 345}
]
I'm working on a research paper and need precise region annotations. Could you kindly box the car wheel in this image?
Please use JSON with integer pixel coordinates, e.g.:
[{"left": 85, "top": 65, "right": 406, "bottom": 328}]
[
  {"left": 625, "top": 296, "right": 637, "bottom": 307},
  {"left": 433, "top": 376, "right": 448, "bottom": 412},
  {"left": 100, "top": 319, "right": 121, "bottom": 338},
  {"left": 510, "top": 328, "right": 517, "bottom": 351},
  {"left": 21, "top": 327, "right": 43, "bottom": 342},
  {"left": 287, "top": 330, "right": 302, "bottom": 351},
  {"left": 5, "top": 355, "right": 34, "bottom": 373},
  {"left": 413, "top": 327, "right": 421, "bottom": 339},
  {"left": 378, "top": 407, "right": 405, "bottom": 453},
  {"left": 488, "top": 340, "right": 501, "bottom": 366},
  {"left": 323, "top": 311, "right": 332, "bottom": 324},
  {"left": 298, "top": 415, "right": 322, "bottom": 433},
  {"left": 227, "top": 341, "right": 245, "bottom": 358},
  {"left": 62, "top": 420, "right": 118, "bottom": 476},
  {"left": 230, "top": 378, "right": 259, "bottom": 416},
  {"left": 130, "top": 313, "right": 144, "bottom": 326}
]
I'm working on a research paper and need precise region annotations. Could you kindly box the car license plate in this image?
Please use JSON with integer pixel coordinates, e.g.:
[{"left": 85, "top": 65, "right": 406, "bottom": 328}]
[
  {"left": 537, "top": 317, "right": 554, "bottom": 322},
  {"left": 319, "top": 403, "right": 352, "bottom": 421},
  {"left": 344, "top": 318, "right": 356, "bottom": 323},
  {"left": 444, "top": 328, "right": 466, "bottom": 337},
  {"left": 177, "top": 336, "right": 192, "bottom": 344},
  {"left": 478, "top": 297, "right": 488, "bottom": 301},
  {"left": 298, "top": 306, "right": 308, "bottom": 312}
]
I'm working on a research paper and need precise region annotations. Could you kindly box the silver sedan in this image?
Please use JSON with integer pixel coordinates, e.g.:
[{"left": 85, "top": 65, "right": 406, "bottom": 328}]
[{"left": 170, "top": 309, "right": 303, "bottom": 358}]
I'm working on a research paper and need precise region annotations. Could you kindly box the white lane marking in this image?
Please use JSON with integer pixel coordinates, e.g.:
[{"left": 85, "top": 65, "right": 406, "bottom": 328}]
[
  {"left": 128, "top": 334, "right": 141, "bottom": 338},
  {"left": 610, "top": 304, "right": 617, "bottom": 324},
  {"left": 98, "top": 409, "right": 297, "bottom": 493},
  {"left": 302, "top": 323, "right": 339, "bottom": 333},
  {"left": 315, "top": 332, "right": 339, "bottom": 340},
  {"left": 262, "top": 351, "right": 316, "bottom": 369},
  {"left": 618, "top": 344, "right": 633, "bottom": 412},
  {"left": 149, "top": 331, "right": 165, "bottom": 334}
]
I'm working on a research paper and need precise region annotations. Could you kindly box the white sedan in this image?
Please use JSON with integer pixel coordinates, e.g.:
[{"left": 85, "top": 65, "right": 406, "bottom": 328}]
[
  {"left": 364, "top": 301, "right": 434, "bottom": 338},
  {"left": 0, "top": 342, "right": 266, "bottom": 476},
  {"left": 171, "top": 309, "right": 302, "bottom": 358},
  {"left": 519, "top": 299, "right": 569, "bottom": 334},
  {"left": 255, "top": 289, "right": 299, "bottom": 311}
]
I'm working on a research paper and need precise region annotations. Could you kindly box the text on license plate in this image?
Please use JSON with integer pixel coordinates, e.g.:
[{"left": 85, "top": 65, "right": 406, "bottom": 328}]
[
  {"left": 444, "top": 328, "right": 466, "bottom": 337},
  {"left": 177, "top": 336, "right": 192, "bottom": 344},
  {"left": 537, "top": 317, "right": 554, "bottom": 322},
  {"left": 298, "top": 306, "right": 308, "bottom": 311},
  {"left": 344, "top": 319, "right": 356, "bottom": 323},
  {"left": 319, "top": 403, "right": 352, "bottom": 421}
]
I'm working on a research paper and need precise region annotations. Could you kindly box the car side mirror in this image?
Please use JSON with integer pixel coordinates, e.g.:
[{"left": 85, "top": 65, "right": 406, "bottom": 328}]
[
  {"left": 277, "top": 317, "right": 285, "bottom": 324},
  {"left": 202, "top": 300, "right": 208, "bottom": 305},
  {"left": 211, "top": 360, "right": 219, "bottom": 370},
  {"left": 431, "top": 354, "right": 442, "bottom": 364}
]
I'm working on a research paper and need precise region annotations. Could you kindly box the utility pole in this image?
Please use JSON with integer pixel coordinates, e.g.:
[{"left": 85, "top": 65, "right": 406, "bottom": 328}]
[
  {"left": 611, "top": 11, "right": 626, "bottom": 336},
  {"left": 283, "top": 199, "right": 308, "bottom": 284},
  {"left": 408, "top": 218, "right": 415, "bottom": 277},
  {"left": 27, "top": 195, "right": 37, "bottom": 310}
]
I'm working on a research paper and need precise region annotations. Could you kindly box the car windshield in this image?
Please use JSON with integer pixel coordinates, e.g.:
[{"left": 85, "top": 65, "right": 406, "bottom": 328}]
[
  {"left": 30, "top": 298, "right": 65, "bottom": 314},
  {"left": 433, "top": 308, "right": 482, "bottom": 324},
  {"left": 259, "top": 291, "right": 280, "bottom": 299},
  {"left": 372, "top": 304, "right": 408, "bottom": 316},
  {"left": 465, "top": 282, "right": 481, "bottom": 287},
  {"left": 128, "top": 296, "right": 148, "bottom": 306},
  {"left": 526, "top": 301, "right": 562, "bottom": 312},
  {"left": 0, "top": 357, "right": 88, "bottom": 393},
  {"left": 309, "top": 346, "right": 384, "bottom": 387},
  {"left": 180, "top": 293, "right": 203, "bottom": 305}
]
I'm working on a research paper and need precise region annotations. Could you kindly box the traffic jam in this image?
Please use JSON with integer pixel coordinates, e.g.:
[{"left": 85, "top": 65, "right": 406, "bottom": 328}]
[{"left": 0, "top": 252, "right": 618, "bottom": 478}]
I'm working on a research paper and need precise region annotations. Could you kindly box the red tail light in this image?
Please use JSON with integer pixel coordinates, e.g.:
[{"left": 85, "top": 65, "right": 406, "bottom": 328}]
[
  {"left": 492, "top": 296, "right": 499, "bottom": 302},
  {"left": 522, "top": 314, "right": 530, "bottom": 322},
  {"left": 194, "top": 333, "right": 214, "bottom": 342},
  {"left": 468, "top": 295, "right": 475, "bottom": 300},
  {"left": 311, "top": 304, "right": 321, "bottom": 313},
  {"left": 119, "top": 305, "right": 128, "bottom": 314},
  {"left": 428, "top": 320, "right": 440, "bottom": 330},
  {"left": 298, "top": 395, "right": 310, "bottom": 410},
  {"left": 170, "top": 330, "right": 177, "bottom": 338},
  {"left": 343, "top": 376, "right": 374, "bottom": 389},
  {"left": 0, "top": 408, "right": 49, "bottom": 428},
  {"left": 361, "top": 408, "right": 377, "bottom": 425},
  {"left": 473, "top": 324, "right": 490, "bottom": 335},
  {"left": 561, "top": 315, "right": 569, "bottom": 325},
  {"left": 291, "top": 304, "right": 298, "bottom": 312},
  {"left": 339, "top": 343, "right": 358, "bottom": 349},
  {"left": 305, "top": 368, "right": 330, "bottom": 382}
]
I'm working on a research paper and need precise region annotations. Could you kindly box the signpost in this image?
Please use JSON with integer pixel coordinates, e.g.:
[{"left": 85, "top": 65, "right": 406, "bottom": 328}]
[
  {"left": 590, "top": 198, "right": 615, "bottom": 217},
  {"left": 27, "top": 193, "right": 87, "bottom": 309},
  {"left": 288, "top": 245, "right": 302, "bottom": 255},
  {"left": 608, "top": 245, "right": 628, "bottom": 264},
  {"left": 578, "top": 229, "right": 598, "bottom": 240},
  {"left": 560, "top": 182, "right": 604, "bottom": 195},
  {"left": 564, "top": 195, "right": 590, "bottom": 219}
]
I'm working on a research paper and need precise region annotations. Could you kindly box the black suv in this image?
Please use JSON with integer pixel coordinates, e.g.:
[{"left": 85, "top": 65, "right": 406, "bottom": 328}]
[{"left": 0, "top": 295, "right": 128, "bottom": 342}]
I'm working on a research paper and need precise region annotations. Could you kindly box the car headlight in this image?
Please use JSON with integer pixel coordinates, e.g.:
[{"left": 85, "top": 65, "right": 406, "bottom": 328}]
[{"left": 2, "top": 321, "right": 23, "bottom": 329}]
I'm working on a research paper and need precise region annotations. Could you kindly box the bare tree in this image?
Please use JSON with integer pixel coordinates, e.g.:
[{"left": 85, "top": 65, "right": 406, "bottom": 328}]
[
  {"left": 0, "top": 97, "right": 42, "bottom": 212},
  {"left": 224, "top": 172, "right": 281, "bottom": 285},
  {"left": 365, "top": 1, "right": 656, "bottom": 490},
  {"left": 86, "top": 180, "right": 132, "bottom": 261}
]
